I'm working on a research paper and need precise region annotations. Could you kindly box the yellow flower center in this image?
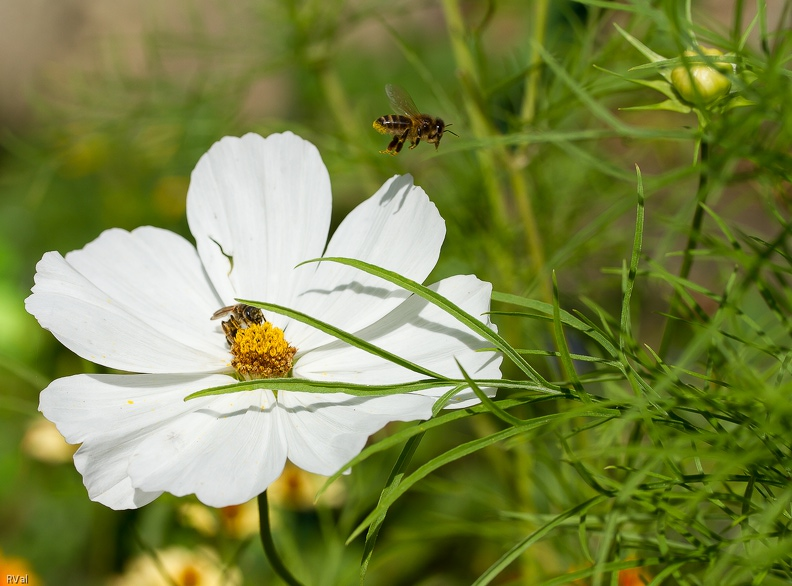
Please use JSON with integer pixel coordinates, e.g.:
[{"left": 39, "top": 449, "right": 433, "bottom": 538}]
[{"left": 230, "top": 322, "right": 297, "bottom": 380}]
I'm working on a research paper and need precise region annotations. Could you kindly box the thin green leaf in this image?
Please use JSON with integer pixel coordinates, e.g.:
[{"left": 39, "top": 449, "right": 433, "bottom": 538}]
[
  {"left": 359, "top": 431, "right": 426, "bottom": 584},
  {"left": 551, "top": 271, "right": 587, "bottom": 400},
  {"left": 296, "top": 257, "right": 550, "bottom": 386},
  {"left": 237, "top": 299, "right": 449, "bottom": 381},
  {"left": 620, "top": 166, "right": 645, "bottom": 361},
  {"left": 593, "top": 63, "right": 679, "bottom": 100},
  {"left": 455, "top": 360, "right": 524, "bottom": 426},
  {"left": 319, "top": 398, "right": 537, "bottom": 494},
  {"left": 613, "top": 22, "right": 669, "bottom": 67},
  {"left": 358, "top": 386, "right": 463, "bottom": 584},
  {"left": 347, "top": 424, "right": 529, "bottom": 544},
  {"left": 185, "top": 378, "right": 453, "bottom": 401},
  {"left": 347, "top": 409, "right": 616, "bottom": 543},
  {"left": 492, "top": 292, "right": 619, "bottom": 358},
  {"left": 472, "top": 495, "right": 610, "bottom": 586},
  {"left": 620, "top": 99, "right": 693, "bottom": 114},
  {"left": 536, "top": 42, "right": 641, "bottom": 135}
]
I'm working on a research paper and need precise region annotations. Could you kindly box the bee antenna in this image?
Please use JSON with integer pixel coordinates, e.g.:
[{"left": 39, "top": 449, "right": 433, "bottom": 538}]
[{"left": 446, "top": 129, "right": 459, "bottom": 137}]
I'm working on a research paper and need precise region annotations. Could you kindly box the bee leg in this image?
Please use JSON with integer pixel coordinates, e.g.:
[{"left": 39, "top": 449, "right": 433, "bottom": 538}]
[
  {"left": 221, "top": 315, "right": 243, "bottom": 347},
  {"left": 381, "top": 135, "right": 402, "bottom": 155},
  {"left": 394, "top": 128, "right": 413, "bottom": 153},
  {"left": 221, "top": 321, "right": 237, "bottom": 347},
  {"left": 393, "top": 128, "right": 412, "bottom": 155},
  {"left": 388, "top": 131, "right": 410, "bottom": 155},
  {"left": 409, "top": 136, "right": 421, "bottom": 150}
]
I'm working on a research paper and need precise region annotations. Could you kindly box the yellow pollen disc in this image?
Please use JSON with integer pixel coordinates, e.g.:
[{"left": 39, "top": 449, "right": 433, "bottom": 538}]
[{"left": 230, "top": 322, "right": 297, "bottom": 380}]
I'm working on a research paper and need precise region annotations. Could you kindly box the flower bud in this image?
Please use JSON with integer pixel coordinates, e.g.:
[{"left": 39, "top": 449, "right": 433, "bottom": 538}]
[{"left": 671, "top": 47, "right": 732, "bottom": 105}]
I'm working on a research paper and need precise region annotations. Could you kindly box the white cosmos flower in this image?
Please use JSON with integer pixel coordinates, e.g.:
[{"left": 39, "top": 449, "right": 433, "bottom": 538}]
[{"left": 26, "top": 132, "right": 502, "bottom": 510}]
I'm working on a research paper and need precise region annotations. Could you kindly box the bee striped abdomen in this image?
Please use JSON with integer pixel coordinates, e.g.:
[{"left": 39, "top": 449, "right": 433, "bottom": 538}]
[{"left": 373, "top": 115, "right": 413, "bottom": 134}]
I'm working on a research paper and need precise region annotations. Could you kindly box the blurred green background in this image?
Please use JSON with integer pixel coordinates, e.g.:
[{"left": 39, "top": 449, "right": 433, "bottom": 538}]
[{"left": 2, "top": 0, "right": 791, "bottom": 584}]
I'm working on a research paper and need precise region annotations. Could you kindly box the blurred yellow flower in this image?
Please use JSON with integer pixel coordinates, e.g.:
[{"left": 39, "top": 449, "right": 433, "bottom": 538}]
[
  {"left": 267, "top": 461, "right": 346, "bottom": 511},
  {"left": 178, "top": 499, "right": 260, "bottom": 540},
  {"left": 21, "top": 416, "right": 76, "bottom": 464},
  {"left": 0, "top": 550, "right": 41, "bottom": 585},
  {"left": 108, "top": 546, "right": 240, "bottom": 586},
  {"left": 177, "top": 502, "right": 219, "bottom": 537},
  {"left": 219, "top": 499, "right": 260, "bottom": 539}
]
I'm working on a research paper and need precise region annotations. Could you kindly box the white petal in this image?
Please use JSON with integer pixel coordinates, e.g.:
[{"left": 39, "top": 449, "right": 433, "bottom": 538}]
[
  {"left": 287, "top": 175, "right": 445, "bottom": 348},
  {"left": 26, "top": 227, "right": 228, "bottom": 373},
  {"left": 186, "top": 132, "right": 332, "bottom": 319},
  {"left": 295, "top": 275, "right": 502, "bottom": 408},
  {"left": 40, "top": 373, "right": 287, "bottom": 509},
  {"left": 128, "top": 390, "right": 287, "bottom": 507},
  {"left": 41, "top": 373, "right": 226, "bottom": 508},
  {"left": 277, "top": 391, "right": 433, "bottom": 475}
]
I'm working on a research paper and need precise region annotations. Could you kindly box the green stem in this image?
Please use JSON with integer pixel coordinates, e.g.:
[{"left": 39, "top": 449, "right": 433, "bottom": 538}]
[
  {"left": 512, "top": 2, "right": 552, "bottom": 304},
  {"left": 519, "top": 0, "right": 549, "bottom": 126},
  {"left": 512, "top": 0, "right": 551, "bottom": 303},
  {"left": 511, "top": 13, "right": 551, "bottom": 583},
  {"left": 678, "top": 139, "right": 710, "bottom": 282},
  {"left": 315, "top": 57, "right": 382, "bottom": 197},
  {"left": 258, "top": 491, "right": 306, "bottom": 586},
  {"left": 440, "top": 0, "right": 509, "bottom": 231},
  {"left": 509, "top": 163, "right": 550, "bottom": 303},
  {"left": 659, "top": 137, "right": 710, "bottom": 356},
  {"left": 441, "top": 0, "right": 551, "bottom": 302}
]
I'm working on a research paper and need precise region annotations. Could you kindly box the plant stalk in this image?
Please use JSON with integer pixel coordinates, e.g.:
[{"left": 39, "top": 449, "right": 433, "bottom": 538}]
[
  {"left": 258, "top": 491, "right": 305, "bottom": 586},
  {"left": 659, "top": 137, "right": 710, "bottom": 357}
]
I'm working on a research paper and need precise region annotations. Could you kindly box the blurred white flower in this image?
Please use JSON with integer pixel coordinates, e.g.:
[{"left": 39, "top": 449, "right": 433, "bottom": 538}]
[{"left": 27, "top": 132, "right": 502, "bottom": 510}]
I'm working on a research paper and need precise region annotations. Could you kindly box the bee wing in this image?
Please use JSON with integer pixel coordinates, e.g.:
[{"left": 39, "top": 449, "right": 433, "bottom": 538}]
[
  {"left": 385, "top": 84, "right": 421, "bottom": 117},
  {"left": 211, "top": 305, "right": 234, "bottom": 320}
]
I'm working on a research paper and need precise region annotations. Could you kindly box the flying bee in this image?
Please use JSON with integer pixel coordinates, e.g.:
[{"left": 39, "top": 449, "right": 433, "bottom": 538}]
[
  {"left": 211, "top": 304, "right": 266, "bottom": 347},
  {"left": 373, "top": 84, "right": 456, "bottom": 155}
]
